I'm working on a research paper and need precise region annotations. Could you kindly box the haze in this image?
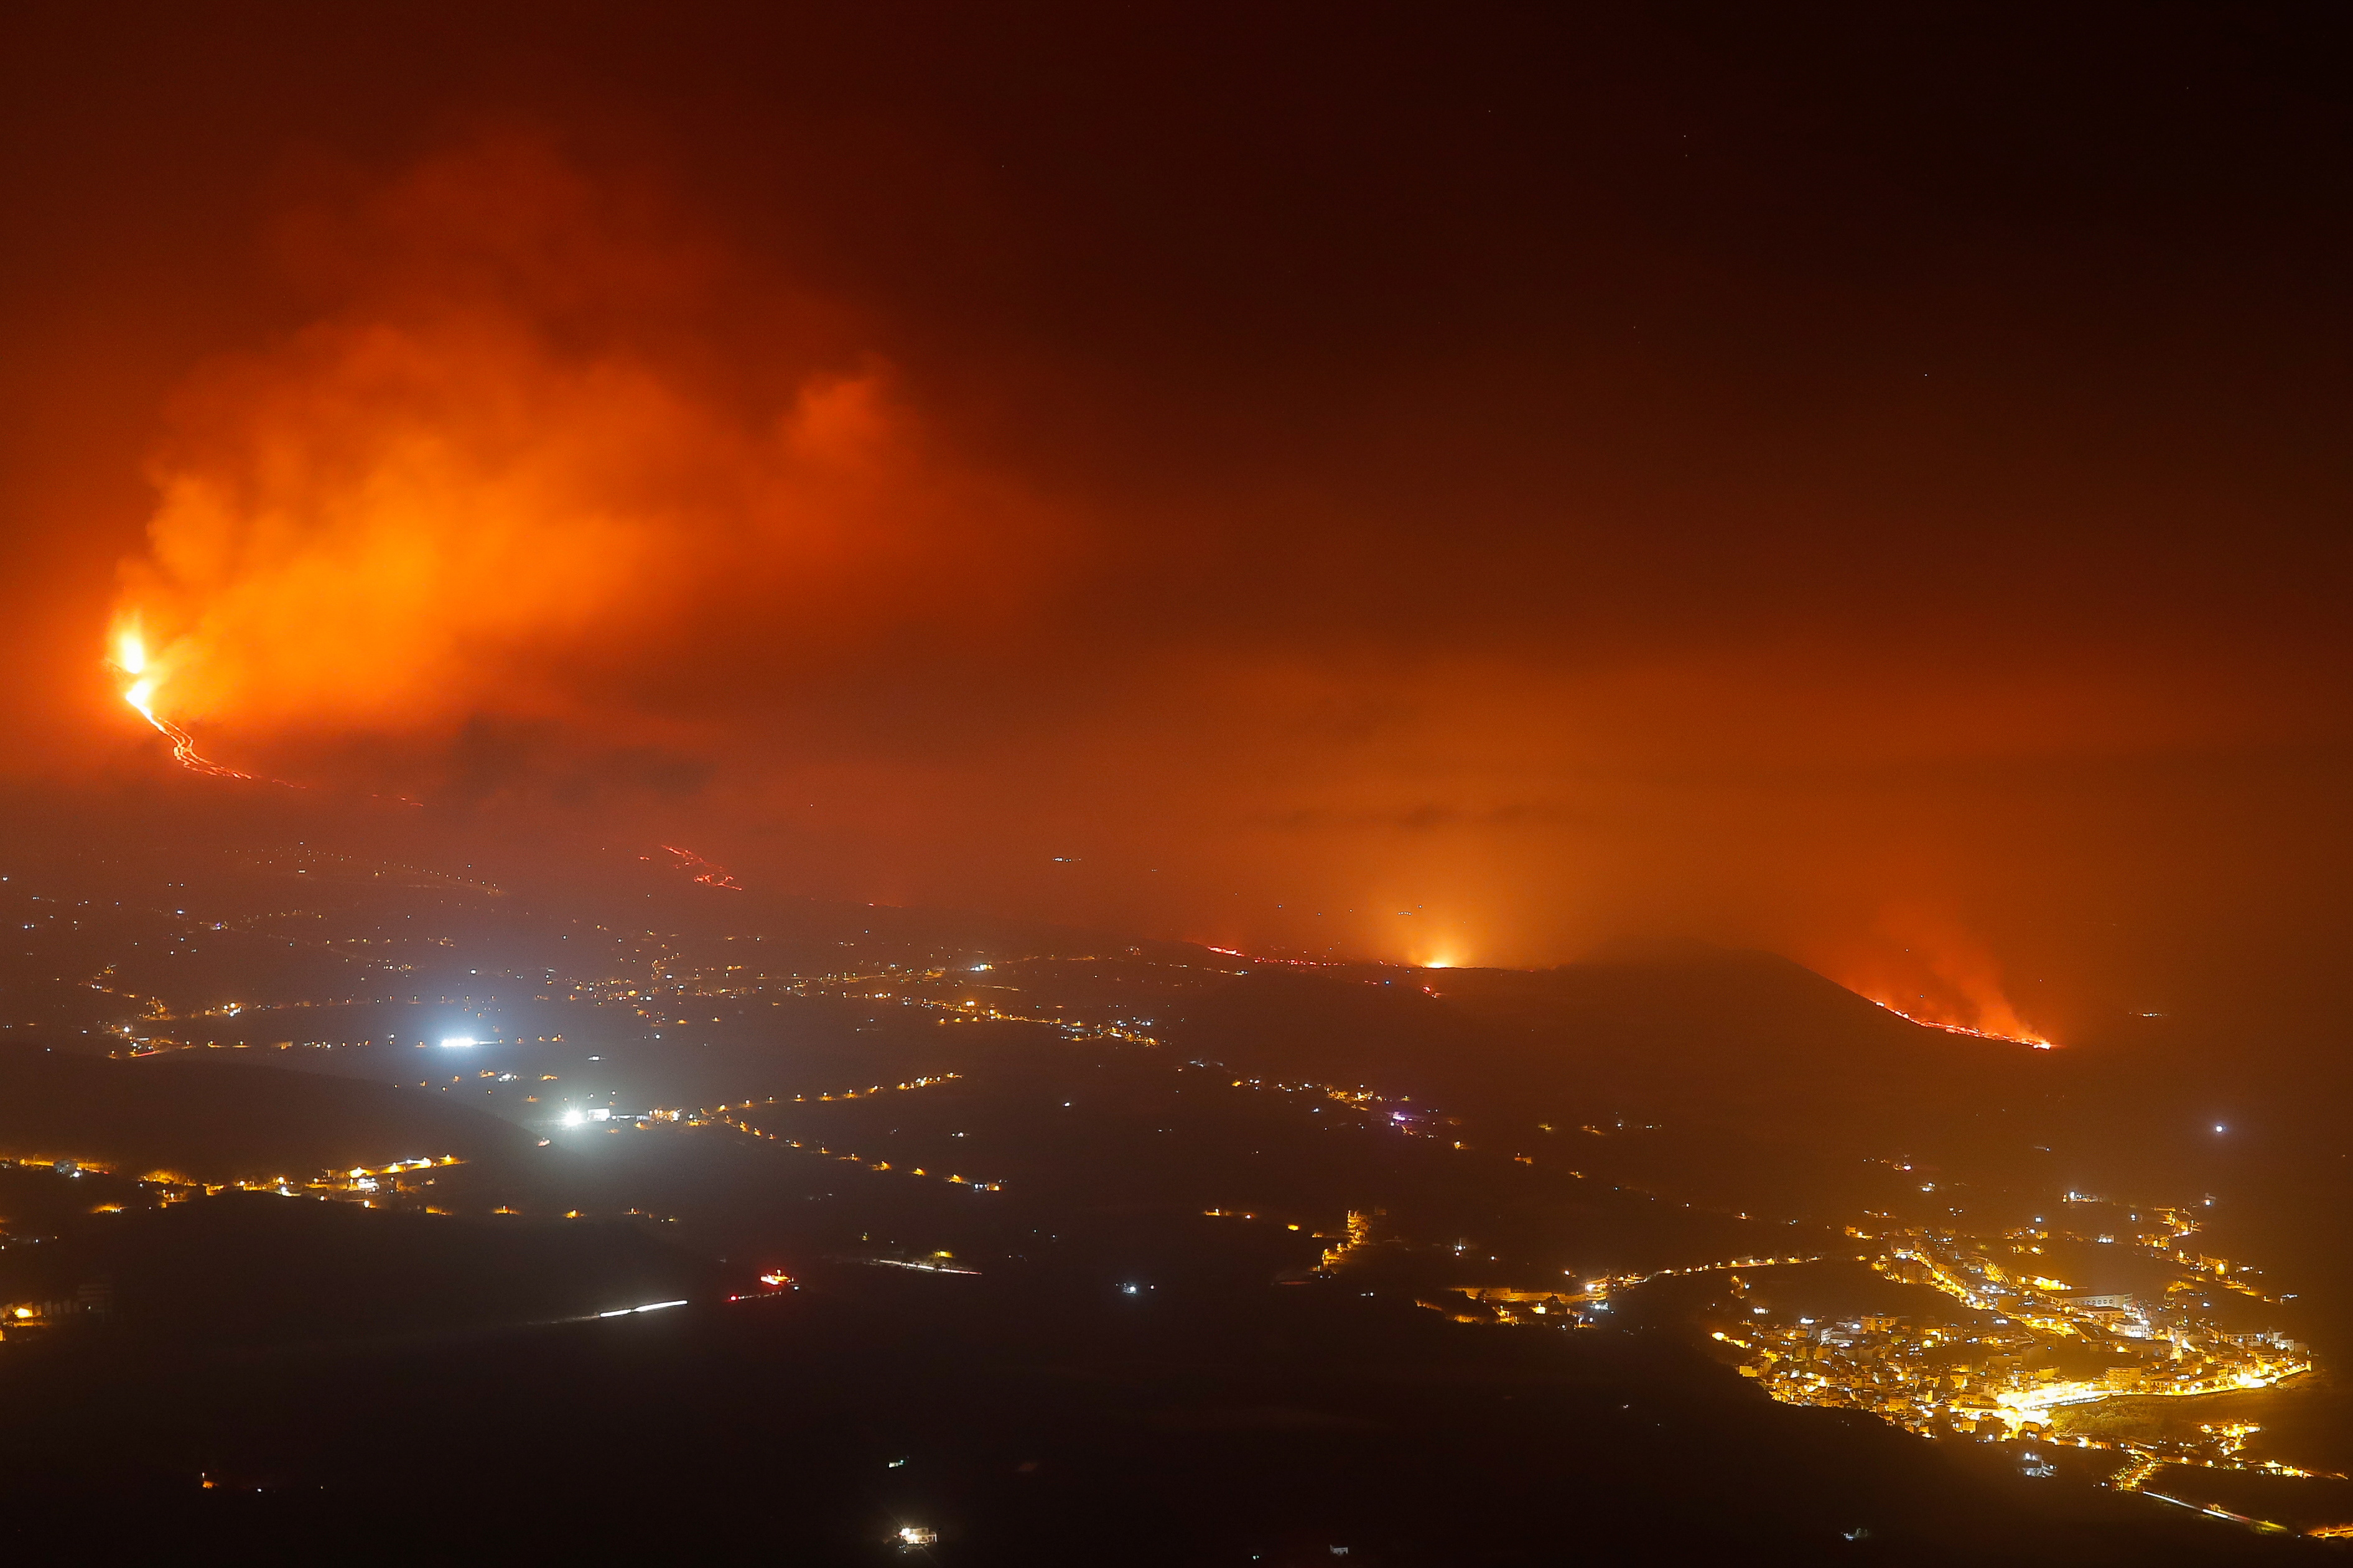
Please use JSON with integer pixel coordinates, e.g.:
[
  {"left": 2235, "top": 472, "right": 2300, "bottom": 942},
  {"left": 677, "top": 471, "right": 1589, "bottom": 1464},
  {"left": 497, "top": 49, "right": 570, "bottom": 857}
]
[{"left": 4, "top": 4, "right": 2347, "bottom": 1047}]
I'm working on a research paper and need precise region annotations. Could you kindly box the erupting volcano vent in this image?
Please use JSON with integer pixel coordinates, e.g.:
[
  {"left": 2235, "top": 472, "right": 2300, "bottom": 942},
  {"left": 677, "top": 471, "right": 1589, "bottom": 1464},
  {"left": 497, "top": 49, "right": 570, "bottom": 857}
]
[{"left": 111, "top": 626, "right": 259, "bottom": 781}]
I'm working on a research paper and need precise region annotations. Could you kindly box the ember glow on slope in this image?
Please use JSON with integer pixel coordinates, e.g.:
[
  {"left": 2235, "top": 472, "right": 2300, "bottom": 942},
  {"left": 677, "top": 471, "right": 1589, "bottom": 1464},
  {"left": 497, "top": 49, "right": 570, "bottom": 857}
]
[{"left": 1871, "top": 1001, "right": 2052, "bottom": 1051}]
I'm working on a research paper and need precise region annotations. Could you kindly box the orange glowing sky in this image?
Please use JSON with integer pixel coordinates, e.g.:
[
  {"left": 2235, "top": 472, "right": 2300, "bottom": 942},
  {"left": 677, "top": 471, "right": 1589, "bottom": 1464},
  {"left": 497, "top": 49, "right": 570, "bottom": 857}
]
[{"left": 2, "top": 7, "right": 2349, "bottom": 1047}]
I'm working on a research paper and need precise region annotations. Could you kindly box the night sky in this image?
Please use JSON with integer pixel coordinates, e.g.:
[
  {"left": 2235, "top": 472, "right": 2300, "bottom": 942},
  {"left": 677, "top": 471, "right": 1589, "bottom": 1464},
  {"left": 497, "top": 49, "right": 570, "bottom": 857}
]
[{"left": 2, "top": 4, "right": 2347, "bottom": 1045}]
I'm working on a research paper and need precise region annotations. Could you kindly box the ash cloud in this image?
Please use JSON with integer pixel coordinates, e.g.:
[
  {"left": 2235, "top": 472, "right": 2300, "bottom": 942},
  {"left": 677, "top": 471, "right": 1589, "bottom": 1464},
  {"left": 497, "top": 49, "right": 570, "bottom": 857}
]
[{"left": 115, "top": 137, "right": 1061, "bottom": 755}]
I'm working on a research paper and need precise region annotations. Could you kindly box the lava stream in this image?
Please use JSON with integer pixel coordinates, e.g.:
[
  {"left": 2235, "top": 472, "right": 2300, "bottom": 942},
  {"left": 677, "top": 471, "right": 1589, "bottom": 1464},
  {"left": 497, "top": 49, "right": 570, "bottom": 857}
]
[
  {"left": 123, "top": 679, "right": 261, "bottom": 780},
  {"left": 661, "top": 844, "right": 744, "bottom": 891},
  {"left": 1873, "top": 1000, "right": 2052, "bottom": 1049},
  {"left": 113, "top": 627, "right": 283, "bottom": 784}
]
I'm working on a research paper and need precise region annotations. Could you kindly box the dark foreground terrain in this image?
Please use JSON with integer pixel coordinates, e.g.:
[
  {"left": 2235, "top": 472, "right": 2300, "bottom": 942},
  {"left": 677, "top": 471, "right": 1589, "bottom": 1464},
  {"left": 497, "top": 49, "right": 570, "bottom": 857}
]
[
  {"left": 0, "top": 1242, "right": 2318, "bottom": 1566},
  {"left": 2, "top": 837, "right": 2347, "bottom": 1562}
]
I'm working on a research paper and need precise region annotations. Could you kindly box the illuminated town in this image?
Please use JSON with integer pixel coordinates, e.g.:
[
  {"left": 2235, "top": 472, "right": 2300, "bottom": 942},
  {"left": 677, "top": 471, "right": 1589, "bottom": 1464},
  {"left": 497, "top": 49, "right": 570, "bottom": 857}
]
[{"left": 1678, "top": 1197, "right": 2335, "bottom": 1516}]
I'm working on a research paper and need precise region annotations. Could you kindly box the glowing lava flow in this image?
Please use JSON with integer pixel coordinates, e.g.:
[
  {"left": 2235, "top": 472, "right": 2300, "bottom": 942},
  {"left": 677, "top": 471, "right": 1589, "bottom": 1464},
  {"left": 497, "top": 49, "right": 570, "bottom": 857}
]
[
  {"left": 1873, "top": 1000, "right": 2052, "bottom": 1050},
  {"left": 1204, "top": 945, "right": 1340, "bottom": 970},
  {"left": 113, "top": 631, "right": 258, "bottom": 781},
  {"left": 661, "top": 845, "right": 744, "bottom": 891}
]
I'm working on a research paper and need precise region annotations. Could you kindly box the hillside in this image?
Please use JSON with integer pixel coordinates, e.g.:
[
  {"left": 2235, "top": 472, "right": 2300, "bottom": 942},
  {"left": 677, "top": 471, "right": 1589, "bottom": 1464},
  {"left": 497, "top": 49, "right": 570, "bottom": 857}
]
[{"left": 0, "top": 1044, "right": 535, "bottom": 1181}]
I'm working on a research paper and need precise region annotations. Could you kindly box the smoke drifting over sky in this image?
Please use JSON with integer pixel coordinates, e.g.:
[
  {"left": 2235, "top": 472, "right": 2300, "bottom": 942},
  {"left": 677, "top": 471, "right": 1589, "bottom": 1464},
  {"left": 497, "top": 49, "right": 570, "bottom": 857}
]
[
  {"left": 5, "top": 6, "right": 2350, "bottom": 1042},
  {"left": 117, "top": 139, "right": 1058, "bottom": 741}
]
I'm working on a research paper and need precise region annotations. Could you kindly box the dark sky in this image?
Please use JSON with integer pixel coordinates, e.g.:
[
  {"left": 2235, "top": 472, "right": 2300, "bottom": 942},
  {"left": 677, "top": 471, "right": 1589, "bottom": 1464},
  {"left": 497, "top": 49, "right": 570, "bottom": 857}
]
[{"left": 2, "top": 3, "right": 2349, "bottom": 1041}]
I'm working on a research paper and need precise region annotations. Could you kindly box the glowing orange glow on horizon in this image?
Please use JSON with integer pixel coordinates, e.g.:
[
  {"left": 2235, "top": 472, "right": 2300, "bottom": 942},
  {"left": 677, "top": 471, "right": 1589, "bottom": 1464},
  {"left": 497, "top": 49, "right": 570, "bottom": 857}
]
[{"left": 62, "top": 137, "right": 2207, "bottom": 1026}]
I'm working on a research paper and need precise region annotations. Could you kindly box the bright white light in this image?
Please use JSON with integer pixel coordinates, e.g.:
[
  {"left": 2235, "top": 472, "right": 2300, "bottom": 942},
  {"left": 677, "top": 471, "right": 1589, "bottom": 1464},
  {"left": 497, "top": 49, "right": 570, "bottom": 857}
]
[
  {"left": 561, "top": 1108, "right": 586, "bottom": 1127},
  {"left": 2214, "top": 1124, "right": 2226, "bottom": 1133},
  {"left": 439, "top": 1036, "right": 477, "bottom": 1049}
]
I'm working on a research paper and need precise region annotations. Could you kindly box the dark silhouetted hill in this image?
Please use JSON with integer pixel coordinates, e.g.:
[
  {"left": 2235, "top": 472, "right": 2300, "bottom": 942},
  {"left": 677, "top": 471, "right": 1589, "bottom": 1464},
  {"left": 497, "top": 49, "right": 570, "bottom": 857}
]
[
  {"left": 1163, "top": 949, "right": 2041, "bottom": 1123},
  {"left": 0, "top": 1044, "right": 534, "bottom": 1181},
  {"left": 49, "top": 1193, "right": 715, "bottom": 1342}
]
